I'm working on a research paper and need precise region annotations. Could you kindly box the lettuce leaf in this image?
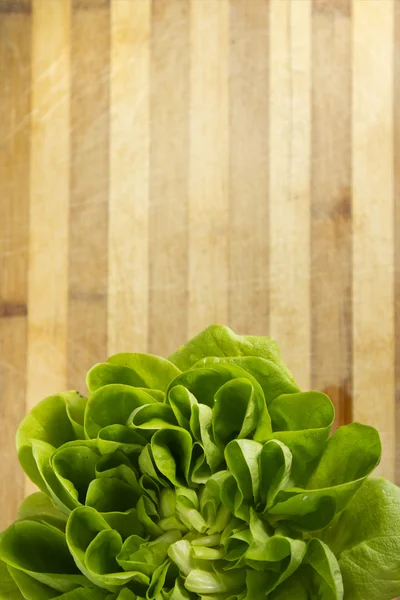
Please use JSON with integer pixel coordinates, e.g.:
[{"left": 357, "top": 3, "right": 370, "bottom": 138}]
[
  {"left": 2, "top": 325, "right": 399, "bottom": 600},
  {"left": 322, "top": 478, "right": 400, "bottom": 600}
]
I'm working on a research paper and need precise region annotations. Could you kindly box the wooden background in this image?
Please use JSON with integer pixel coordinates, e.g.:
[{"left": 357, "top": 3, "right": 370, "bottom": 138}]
[{"left": 0, "top": 0, "right": 399, "bottom": 530}]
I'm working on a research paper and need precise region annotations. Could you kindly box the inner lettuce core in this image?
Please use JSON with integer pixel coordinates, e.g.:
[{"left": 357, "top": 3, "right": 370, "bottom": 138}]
[{"left": 1, "top": 324, "right": 399, "bottom": 600}]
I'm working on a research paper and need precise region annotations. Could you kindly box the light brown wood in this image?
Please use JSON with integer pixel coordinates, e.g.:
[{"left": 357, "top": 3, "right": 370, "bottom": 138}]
[
  {"left": 395, "top": 0, "right": 400, "bottom": 485},
  {"left": 229, "top": 0, "right": 269, "bottom": 337},
  {"left": 149, "top": 0, "right": 190, "bottom": 357},
  {"left": 188, "top": 0, "right": 230, "bottom": 338},
  {"left": 0, "top": 8, "right": 30, "bottom": 528},
  {"left": 269, "top": 0, "right": 312, "bottom": 391},
  {"left": 313, "top": 0, "right": 351, "bottom": 15},
  {"left": 68, "top": 0, "right": 109, "bottom": 392},
  {"left": 1, "top": 0, "right": 400, "bottom": 520},
  {"left": 352, "top": 0, "right": 395, "bottom": 479},
  {"left": 311, "top": 0, "right": 352, "bottom": 428},
  {"left": 28, "top": 0, "right": 70, "bottom": 409},
  {"left": 108, "top": 0, "right": 150, "bottom": 356}
]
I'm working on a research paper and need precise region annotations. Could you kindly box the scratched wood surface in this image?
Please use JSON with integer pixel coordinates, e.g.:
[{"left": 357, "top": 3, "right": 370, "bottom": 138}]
[{"left": 0, "top": 0, "right": 399, "bottom": 528}]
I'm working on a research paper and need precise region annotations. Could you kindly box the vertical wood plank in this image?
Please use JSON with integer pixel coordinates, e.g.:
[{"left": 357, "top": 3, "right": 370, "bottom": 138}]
[
  {"left": 352, "top": 0, "right": 395, "bottom": 479},
  {"left": 229, "top": 0, "right": 269, "bottom": 336},
  {"left": 395, "top": 0, "right": 400, "bottom": 485},
  {"left": 0, "top": 6, "right": 31, "bottom": 524},
  {"left": 108, "top": 0, "right": 150, "bottom": 355},
  {"left": 269, "top": 0, "right": 312, "bottom": 389},
  {"left": 69, "top": 0, "right": 110, "bottom": 390},
  {"left": 28, "top": 0, "right": 70, "bottom": 407},
  {"left": 0, "top": 0, "right": 30, "bottom": 11},
  {"left": 149, "top": 0, "right": 189, "bottom": 357},
  {"left": 311, "top": 0, "right": 352, "bottom": 427},
  {"left": 188, "top": 0, "right": 230, "bottom": 337}
]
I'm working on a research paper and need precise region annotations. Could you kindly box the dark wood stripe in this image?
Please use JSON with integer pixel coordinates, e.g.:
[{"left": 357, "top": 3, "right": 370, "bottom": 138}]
[
  {"left": 73, "top": 0, "right": 109, "bottom": 10},
  {"left": 311, "top": 0, "right": 352, "bottom": 427},
  {"left": 229, "top": 0, "right": 269, "bottom": 336},
  {"left": 0, "top": 303, "right": 27, "bottom": 318},
  {"left": 69, "top": 291, "right": 106, "bottom": 303},
  {"left": 149, "top": 0, "right": 189, "bottom": 357},
  {"left": 0, "top": 8, "right": 30, "bottom": 527},
  {"left": 395, "top": 0, "right": 400, "bottom": 485},
  {"left": 69, "top": 0, "right": 110, "bottom": 392},
  {"left": 0, "top": 0, "right": 30, "bottom": 14},
  {"left": 313, "top": 0, "right": 351, "bottom": 16}
]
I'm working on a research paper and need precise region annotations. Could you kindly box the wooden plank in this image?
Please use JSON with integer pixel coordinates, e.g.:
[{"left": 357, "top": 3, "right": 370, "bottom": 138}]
[
  {"left": 28, "top": 0, "right": 70, "bottom": 407},
  {"left": 73, "top": 0, "right": 109, "bottom": 9},
  {"left": 311, "top": 0, "right": 352, "bottom": 427},
  {"left": 0, "top": 0, "right": 31, "bottom": 13},
  {"left": 0, "top": 9, "right": 30, "bottom": 524},
  {"left": 269, "top": 0, "right": 312, "bottom": 390},
  {"left": 352, "top": 0, "right": 395, "bottom": 479},
  {"left": 149, "top": 0, "right": 189, "bottom": 357},
  {"left": 395, "top": 0, "right": 400, "bottom": 485},
  {"left": 69, "top": 0, "right": 110, "bottom": 390},
  {"left": 188, "top": 0, "right": 230, "bottom": 338},
  {"left": 313, "top": 0, "right": 351, "bottom": 15},
  {"left": 229, "top": 0, "right": 269, "bottom": 336},
  {"left": 108, "top": 0, "right": 150, "bottom": 355}
]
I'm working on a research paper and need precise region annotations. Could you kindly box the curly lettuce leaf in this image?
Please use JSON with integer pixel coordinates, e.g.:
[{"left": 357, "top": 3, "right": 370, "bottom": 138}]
[
  {"left": 322, "top": 478, "right": 400, "bottom": 600},
  {"left": 66, "top": 507, "right": 143, "bottom": 593},
  {"left": 7, "top": 565, "right": 63, "bottom": 600},
  {"left": 267, "top": 539, "right": 343, "bottom": 599},
  {"left": 267, "top": 391, "right": 334, "bottom": 485},
  {"left": 17, "top": 492, "right": 68, "bottom": 532},
  {"left": 167, "top": 364, "right": 272, "bottom": 443},
  {"left": 87, "top": 354, "right": 181, "bottom": 394},
  {"left": 193, "top": 356, "right": 299, "bottom": 406},
  {"left": 6, "top": 325, "right": 400, "bottom": 600},
  {"left": 84, "top": 384, "right": 158, "bottom": 440},
  {"left": 268, "top": 423, "right": 381, "bottom": 532},
  {"left": 307, "top": 422, "right": 381, "bottom": 490},
  {"left": 259, "top": 440, "right": 292, "bottom": 509},
  {"left": 0, "top": 561, "right": 24, "bottom": 599},
  {"left": 303, "top": 539, "right": 343, "bottom": 599},
  {"left": 151, "top": 427, "right": 193, "bottom": 487},
  {"left": 0, "top": 520, "right": 86, "bottom": 593},
  {"left": 17, "top": 392, "right": 87, "bottom": 490},
  {"left": 168, "top": 324, "right": 294, "bottom": 382},
  {"left": 184, "top": 568, "right": 246, "bottom": 595}
]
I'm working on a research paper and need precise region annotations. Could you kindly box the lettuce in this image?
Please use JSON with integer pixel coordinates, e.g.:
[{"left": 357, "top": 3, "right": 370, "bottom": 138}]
[{"left": 1, "top": 324, "right": 399, "bottom": 599}]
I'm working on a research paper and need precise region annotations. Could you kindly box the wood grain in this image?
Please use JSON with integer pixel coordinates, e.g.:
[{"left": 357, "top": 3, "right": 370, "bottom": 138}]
[
  {"left": 108, "top": 0, "right": 150, "bottom": 356},
  {"left": 0, "top": 0, "right": 30, "bottom": 13},
  {"left": 229, "top": 0, "right": 269, "bottom": 336},
  {"left": 28, "top": 0, "right": 70, "bottom": 414},
  {"left": 311, "top": 0, "right": 352, "bottom": 427},
  {"left": 269, "top": 0, "right": 312, "bottom": 390},
  {"left": 313, "top": 0, "right": 351, "bottom": 15},
  {"left": 1, "top": 0, "right": 400, "bottom": 521},
  {"left": 0, "top": 6, "right": 30, "bottom": 527},
  {"left": 188, "top": 0, "right": 230, "bottom": 338},
  {"left": 396, "top": 0, "right": 400, "bottom": 485},
  {"left": 68, "top": 0, "right": 110, "bottom": 392},
  {"left": 149, "top": 0, "right": 189, "bottom": 357},
  {"left": 352, "top": 0, "right": 395, "bottom": 479}
]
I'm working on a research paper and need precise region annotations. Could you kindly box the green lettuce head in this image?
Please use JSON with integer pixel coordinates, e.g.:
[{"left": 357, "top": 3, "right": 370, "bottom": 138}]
[{"left": 1, "top": 325, "right": 400, "bottom": 600}]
